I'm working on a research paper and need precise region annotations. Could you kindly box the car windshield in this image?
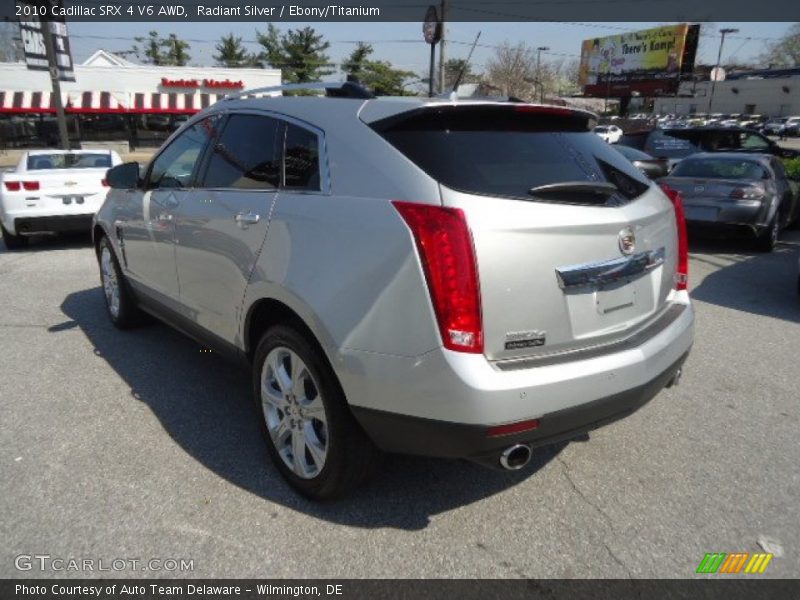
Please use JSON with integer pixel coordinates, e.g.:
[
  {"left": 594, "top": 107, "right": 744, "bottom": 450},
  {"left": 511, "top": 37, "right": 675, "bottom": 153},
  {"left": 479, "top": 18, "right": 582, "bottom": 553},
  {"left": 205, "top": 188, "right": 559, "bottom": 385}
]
[
  {"left": 27, "top": 153, "right": 111, "bottom": 170},
  {"left": 670, "top": 158, "right": 768, "bottom": 180}
]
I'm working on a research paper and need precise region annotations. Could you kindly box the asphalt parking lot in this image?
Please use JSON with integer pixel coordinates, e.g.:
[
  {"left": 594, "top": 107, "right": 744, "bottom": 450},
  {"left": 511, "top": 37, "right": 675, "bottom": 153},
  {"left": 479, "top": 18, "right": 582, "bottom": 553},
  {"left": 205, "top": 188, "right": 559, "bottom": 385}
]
[{"left": 1, "top": 226, "right": 799, "bottom": 579}]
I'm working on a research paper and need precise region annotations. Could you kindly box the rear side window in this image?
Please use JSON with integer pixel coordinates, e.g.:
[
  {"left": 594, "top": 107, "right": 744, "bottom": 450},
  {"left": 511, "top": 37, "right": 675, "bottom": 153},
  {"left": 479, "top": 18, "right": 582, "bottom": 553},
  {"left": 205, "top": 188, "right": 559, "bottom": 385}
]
[
  {"left": 373, "top": 106, "right": 648, "bottom": 202},
  {"left": 202, "top": 114, "right": 281, "bottom": 190},
  {"left": 284, "top": 124, "right": 321, "bottom": 191}
]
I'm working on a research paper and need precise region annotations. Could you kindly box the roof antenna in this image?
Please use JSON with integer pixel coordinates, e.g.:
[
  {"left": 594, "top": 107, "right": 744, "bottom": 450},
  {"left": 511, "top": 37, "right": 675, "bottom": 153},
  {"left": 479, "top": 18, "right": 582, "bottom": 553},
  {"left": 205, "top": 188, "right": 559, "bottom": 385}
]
[{"left": 451, "top": 31, "right": 481, "bottom": 100}]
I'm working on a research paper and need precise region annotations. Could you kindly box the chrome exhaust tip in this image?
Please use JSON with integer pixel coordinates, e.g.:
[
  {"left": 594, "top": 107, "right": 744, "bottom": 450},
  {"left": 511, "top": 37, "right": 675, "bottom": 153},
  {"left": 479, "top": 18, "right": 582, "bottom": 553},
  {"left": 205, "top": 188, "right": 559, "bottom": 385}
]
[
  {"left": 499, "top": 444, "right": 532, "bottom": 470},
  {"left": 666, "top": 367, "right": 683, "bottom": 388}
]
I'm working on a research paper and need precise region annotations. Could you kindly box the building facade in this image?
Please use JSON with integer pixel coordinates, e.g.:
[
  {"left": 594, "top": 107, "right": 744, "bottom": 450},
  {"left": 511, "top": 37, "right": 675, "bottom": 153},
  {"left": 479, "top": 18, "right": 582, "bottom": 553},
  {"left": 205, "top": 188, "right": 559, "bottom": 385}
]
[
  {"left": 654, "top": 68, "right": 800, "bottom": 117},
  {"left": 0, "top": 51, "right": 281, "bottom": 149}
]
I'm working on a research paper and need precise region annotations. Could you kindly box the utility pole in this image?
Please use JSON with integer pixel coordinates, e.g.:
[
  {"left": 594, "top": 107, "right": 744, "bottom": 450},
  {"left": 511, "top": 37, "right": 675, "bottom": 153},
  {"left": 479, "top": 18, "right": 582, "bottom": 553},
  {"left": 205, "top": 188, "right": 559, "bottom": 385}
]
[
  {"left": 707, "top": 27, "right": 738, "bottom": 115},
  {"left": 42, "top": 20, "right": 69, "bottom": 149},
  {"left": 536, "top": 46, "right": 549, "bottom": 103},
  {"left": 438, "top": 0, "right": 447, "bottom": 92}
]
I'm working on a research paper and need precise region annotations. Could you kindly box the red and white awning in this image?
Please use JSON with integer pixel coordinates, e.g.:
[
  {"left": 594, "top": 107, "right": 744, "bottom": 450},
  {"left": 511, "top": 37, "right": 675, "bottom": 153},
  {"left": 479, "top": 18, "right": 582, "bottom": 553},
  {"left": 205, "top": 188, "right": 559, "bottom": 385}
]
[
  {"left": 129, "top": 92, "right": 228, "bottom": 113},
  {"left": 0, "top": 90, "right": 231, "bottom": 114},
  {"left": 0, "top": 91, "right": 127, "bottom": 114}
]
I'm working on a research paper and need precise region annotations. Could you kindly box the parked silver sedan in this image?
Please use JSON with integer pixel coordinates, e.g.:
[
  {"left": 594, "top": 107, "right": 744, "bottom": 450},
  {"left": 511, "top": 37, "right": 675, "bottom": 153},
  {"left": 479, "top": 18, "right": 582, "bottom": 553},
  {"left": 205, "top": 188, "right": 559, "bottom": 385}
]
[
  {"left": 659, "top": 153, "right": 799, "bottom": 252},
  {"left": 94, "top": 83, "right": 694, "bottom": 499}
]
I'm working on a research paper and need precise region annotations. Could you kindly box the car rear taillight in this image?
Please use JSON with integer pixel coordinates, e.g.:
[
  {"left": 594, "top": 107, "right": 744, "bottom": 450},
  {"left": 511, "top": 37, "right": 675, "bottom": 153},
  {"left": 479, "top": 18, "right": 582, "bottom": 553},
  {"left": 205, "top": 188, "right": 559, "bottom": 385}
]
[
  {"left": 392, "top": 201, "right": 483, "bottom": 353},
  {"left": 101, "top": 179, "right": 109, "bottom": 187},
  {"left": 729, "top": 185, "right": 764, "bottom": 200},
  {"left": 22, "top": 181, "right": 39, "bottom": 191},
  {"left": 3, "top": 181, "right": 21, "bottom": 191},
  {"left": 660, "top": 183, "right": 689, "bottom": 291}
]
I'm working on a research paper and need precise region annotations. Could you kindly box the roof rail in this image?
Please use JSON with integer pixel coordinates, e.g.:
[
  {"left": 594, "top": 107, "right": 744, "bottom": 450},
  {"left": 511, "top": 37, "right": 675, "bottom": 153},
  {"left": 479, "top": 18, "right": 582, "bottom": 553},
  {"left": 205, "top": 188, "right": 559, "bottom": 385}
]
[{"left": 222, "top": 81, "right": 374, "bottom": 101}]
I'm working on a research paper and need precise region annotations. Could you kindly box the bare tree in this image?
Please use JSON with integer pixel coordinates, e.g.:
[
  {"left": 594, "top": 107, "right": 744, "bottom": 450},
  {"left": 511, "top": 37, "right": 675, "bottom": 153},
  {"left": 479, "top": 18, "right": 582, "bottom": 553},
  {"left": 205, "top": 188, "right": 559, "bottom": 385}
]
[
  {"left": 485, "top": 42, "right": 538, "bottom": 100},
  {"left": 759, "top": 23, "right": 800, "bottom": 67},
  {"left": 551, "top": 58, "right": 581, "bottom": 97}
]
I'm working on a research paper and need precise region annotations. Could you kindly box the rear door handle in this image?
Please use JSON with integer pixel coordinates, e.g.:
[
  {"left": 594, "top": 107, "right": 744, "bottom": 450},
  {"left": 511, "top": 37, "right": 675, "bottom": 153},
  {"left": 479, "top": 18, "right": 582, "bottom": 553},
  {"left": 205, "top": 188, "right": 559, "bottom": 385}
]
[{"left": 235, "top": 212, "right": 260, "bottom": 226}]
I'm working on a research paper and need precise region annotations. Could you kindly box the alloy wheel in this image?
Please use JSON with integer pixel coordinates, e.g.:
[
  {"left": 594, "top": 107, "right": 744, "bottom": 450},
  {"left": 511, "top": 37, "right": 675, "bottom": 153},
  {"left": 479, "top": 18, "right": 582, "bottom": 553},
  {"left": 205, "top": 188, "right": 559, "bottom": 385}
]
[{"left": 260, "top": 346, "right": 328, "bottom": 479}]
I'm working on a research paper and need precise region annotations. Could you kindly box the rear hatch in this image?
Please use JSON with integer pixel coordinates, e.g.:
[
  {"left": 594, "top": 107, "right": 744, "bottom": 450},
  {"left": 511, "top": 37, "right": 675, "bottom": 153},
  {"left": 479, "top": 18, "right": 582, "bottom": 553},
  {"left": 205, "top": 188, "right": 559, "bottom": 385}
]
[{"left": 372, "top": 104, "right": 679, "bottom": 362}]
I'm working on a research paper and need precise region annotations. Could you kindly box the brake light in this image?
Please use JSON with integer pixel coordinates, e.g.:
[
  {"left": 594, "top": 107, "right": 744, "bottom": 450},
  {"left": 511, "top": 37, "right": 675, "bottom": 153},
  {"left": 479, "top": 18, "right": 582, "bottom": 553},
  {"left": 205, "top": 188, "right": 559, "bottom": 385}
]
[
  {"left": 392, "top": 201, "right": 483, "bottom": 353},
  {"left": 101, "top": 179, "right": 109, "bottom": 187},
  {"left": 729, "top": 186, "right": 764, "bottom": 200},
  {"left": 22, "top": 181, "right": 40, "bottom": 191},
  {"left": 3, "top": 181, "right": 21, "bottom": 192},
  {"left": 659, "top": 183, "right": 689, "bottom": 291}
]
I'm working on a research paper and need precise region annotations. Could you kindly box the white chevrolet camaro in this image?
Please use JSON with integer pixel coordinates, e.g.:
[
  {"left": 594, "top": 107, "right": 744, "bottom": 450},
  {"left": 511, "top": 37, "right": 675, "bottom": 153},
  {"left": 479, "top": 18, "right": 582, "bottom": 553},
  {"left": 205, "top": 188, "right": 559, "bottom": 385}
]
[{"left": 0, "top": 149, "right": 122, "bottom": 249}]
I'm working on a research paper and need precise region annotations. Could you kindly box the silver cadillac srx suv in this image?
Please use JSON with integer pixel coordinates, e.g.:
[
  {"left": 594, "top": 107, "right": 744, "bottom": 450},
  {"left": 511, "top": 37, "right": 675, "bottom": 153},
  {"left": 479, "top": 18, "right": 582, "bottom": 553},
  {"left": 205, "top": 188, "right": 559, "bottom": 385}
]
[{"left": 95, "top": 82, "right": 694, "bottom": 499}]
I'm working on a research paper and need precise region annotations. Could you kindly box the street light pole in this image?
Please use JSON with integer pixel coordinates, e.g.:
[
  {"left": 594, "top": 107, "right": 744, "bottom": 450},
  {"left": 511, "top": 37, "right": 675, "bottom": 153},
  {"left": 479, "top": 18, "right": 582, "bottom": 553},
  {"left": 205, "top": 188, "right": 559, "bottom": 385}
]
[
  {"left": 707, "top": 27, "right": 738, "bottom": 114},
  {"left": 536, "top": 46, "right": 549, "bottom": 103}
]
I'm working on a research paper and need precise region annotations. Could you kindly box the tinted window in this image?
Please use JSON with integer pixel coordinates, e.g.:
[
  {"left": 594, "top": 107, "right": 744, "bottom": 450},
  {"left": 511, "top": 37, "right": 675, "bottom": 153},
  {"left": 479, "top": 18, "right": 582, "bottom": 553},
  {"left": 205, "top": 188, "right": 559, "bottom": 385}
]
[
  {"left": 740, "top": 132, "right": 770, "bottom": 150},
  {"left": 671, "top": 158, "right": 768, "bottom": 180},
  {"left": 27, "top": 153, "right": 111, "bottom": 170},
  {"left": 375, "top": 106, "right": 648, "bottom": 202},
  {"left": 202, "top": 114, "right": 281, "bottom": 189},
  {"left": 284, "top": 124, "right": 321, "bottom": 190},
  {"left": 148, "top": 117, "right": 218, "bottom": 189}
]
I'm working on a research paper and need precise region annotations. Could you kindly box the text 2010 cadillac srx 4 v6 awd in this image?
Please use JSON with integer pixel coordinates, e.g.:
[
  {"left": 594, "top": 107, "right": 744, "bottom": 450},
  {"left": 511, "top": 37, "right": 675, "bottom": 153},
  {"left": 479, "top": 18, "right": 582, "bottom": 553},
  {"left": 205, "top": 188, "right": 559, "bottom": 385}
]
[{"left": 94, "top": 82, "right": 693, "bottom": 499}]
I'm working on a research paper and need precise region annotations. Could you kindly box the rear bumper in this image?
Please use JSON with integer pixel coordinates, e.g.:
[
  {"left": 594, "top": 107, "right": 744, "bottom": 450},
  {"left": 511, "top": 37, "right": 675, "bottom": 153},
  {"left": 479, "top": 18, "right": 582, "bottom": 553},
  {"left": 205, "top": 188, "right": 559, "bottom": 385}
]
[
  {"left": 352, "top": 350, "right": 687, "bottom": 466},
  {"left": 683, "top": 198, "right": 768, "bottom": 231},
  {"left": 14, "top": 214, "right": 94, "bottom": 235},
  {"left": 339, "top": 294, "right": 694, "bottom": 461}
]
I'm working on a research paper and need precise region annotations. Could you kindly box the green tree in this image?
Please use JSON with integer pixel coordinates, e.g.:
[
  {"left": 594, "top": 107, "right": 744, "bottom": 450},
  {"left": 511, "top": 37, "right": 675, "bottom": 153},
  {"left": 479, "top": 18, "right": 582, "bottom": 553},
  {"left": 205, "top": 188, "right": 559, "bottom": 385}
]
[
  {"left": 760, "top": 23, "right": 800, "bottom": 67},
  {"left": 162, "top": 33, "right": 190, "bottom": 66},
  {"left": 130, "top": 31, "right": 191, "bottom": 66},
  {"left": 341, "top": 42, "right": 373, "bottom": 77},
  {"left": 214, "top": 34, "right": 251, "bottom": 67},
  {"left": 342, "top": 43, "right": 415, "bottom": 96},
  {"left": 131, "top": 31, "right": 166, "bottom": 65},
  {"left": 256, "top": 24, "right": 334, "bottom": 83}
]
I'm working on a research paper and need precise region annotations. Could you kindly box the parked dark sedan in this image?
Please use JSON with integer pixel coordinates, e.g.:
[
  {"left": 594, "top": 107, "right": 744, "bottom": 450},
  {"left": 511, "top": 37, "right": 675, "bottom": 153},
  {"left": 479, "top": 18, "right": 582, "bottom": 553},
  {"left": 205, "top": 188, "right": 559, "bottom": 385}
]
[
  {"left": 659, "top": 153, "right": 799, "bottom": 252},
  {"left": 613, "top": 145, "right": 669, "bottom": 179},
  {"left": 619, "top": 127, "right": 800, "bottom": 170}
]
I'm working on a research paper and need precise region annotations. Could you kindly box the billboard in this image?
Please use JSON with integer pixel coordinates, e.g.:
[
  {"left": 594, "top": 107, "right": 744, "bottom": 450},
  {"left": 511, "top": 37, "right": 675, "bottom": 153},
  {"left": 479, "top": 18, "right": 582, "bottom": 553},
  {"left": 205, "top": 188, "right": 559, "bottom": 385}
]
[{"left": 579, "top": 24, "right": 699, "bottom": 97}]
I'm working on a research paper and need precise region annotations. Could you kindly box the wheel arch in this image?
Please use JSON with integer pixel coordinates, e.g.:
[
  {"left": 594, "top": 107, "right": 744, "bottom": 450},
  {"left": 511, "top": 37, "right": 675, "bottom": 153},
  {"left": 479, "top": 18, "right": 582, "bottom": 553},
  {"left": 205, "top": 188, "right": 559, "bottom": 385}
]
[{"left": 243, "top": 297, "right": 333, "bottom": 365}]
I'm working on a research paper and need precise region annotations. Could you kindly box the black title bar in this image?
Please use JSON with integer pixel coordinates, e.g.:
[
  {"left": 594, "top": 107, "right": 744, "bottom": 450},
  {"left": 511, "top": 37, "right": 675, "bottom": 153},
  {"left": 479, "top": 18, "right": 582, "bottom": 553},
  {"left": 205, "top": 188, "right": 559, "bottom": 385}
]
[{"left": 2, "top": 0, "right": 796, "bottom": 22}]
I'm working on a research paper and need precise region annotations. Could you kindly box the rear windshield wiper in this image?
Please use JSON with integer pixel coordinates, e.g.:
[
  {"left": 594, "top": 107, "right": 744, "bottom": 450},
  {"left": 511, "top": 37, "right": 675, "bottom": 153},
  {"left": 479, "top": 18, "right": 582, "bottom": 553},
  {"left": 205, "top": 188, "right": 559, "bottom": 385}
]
[{"left": 528, "top": 181, "right": 619, "bottom": 197}]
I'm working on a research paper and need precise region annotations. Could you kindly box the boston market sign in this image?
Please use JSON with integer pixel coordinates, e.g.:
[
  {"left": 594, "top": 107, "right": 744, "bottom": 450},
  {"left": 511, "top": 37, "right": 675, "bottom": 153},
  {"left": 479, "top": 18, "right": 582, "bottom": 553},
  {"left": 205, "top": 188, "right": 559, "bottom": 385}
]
[{"left": 160, "top": 77, "right": 244, "bottom": 90}]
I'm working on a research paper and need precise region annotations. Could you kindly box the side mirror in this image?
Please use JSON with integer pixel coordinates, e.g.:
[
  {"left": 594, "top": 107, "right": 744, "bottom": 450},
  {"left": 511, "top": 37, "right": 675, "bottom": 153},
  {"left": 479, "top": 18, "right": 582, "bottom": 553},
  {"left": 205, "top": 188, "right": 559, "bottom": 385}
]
[{"left": 106, "top": 162, "right": 140, "bottom": 190}]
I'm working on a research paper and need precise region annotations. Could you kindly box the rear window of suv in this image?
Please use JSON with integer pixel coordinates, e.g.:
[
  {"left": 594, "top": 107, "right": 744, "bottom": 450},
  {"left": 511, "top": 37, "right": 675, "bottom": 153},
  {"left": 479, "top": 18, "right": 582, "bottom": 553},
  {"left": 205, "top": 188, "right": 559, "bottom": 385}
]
[{"left": 372, "top": 105, "right": 649, "bottom": 203}]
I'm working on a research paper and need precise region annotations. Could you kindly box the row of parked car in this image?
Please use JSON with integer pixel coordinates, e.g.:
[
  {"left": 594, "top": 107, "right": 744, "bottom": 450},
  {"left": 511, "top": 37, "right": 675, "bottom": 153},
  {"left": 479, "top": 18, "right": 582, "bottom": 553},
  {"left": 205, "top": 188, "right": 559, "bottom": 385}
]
[
  {"left": 593, "top": 123, "right": 800, "bottom": 253},
  {"left": 642, "top": 113, "right": 800, "bottom": 136}
]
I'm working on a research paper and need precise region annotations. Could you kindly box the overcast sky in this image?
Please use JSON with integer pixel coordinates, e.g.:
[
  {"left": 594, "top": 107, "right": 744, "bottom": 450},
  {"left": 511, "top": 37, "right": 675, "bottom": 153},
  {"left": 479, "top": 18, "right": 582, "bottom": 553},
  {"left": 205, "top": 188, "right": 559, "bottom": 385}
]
[{"left": 65, "top": 21, "right": 795, "bottom": 76}]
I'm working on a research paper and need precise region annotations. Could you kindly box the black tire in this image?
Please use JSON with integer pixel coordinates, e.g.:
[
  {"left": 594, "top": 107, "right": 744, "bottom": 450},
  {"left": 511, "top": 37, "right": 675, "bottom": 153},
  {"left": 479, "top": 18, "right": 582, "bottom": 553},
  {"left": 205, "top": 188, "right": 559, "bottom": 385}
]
[
  {"left": 252, "top": 324, "right": 381, "bottom": 500},
  {"left": 754, "top": 212, "right": 780, "bottom": 253},
  {"left": 1, "top": 223, "right": 28, "bottom": 250},
  {"left": 98, "top": 236, "right": 142, "bottom": 328}
]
